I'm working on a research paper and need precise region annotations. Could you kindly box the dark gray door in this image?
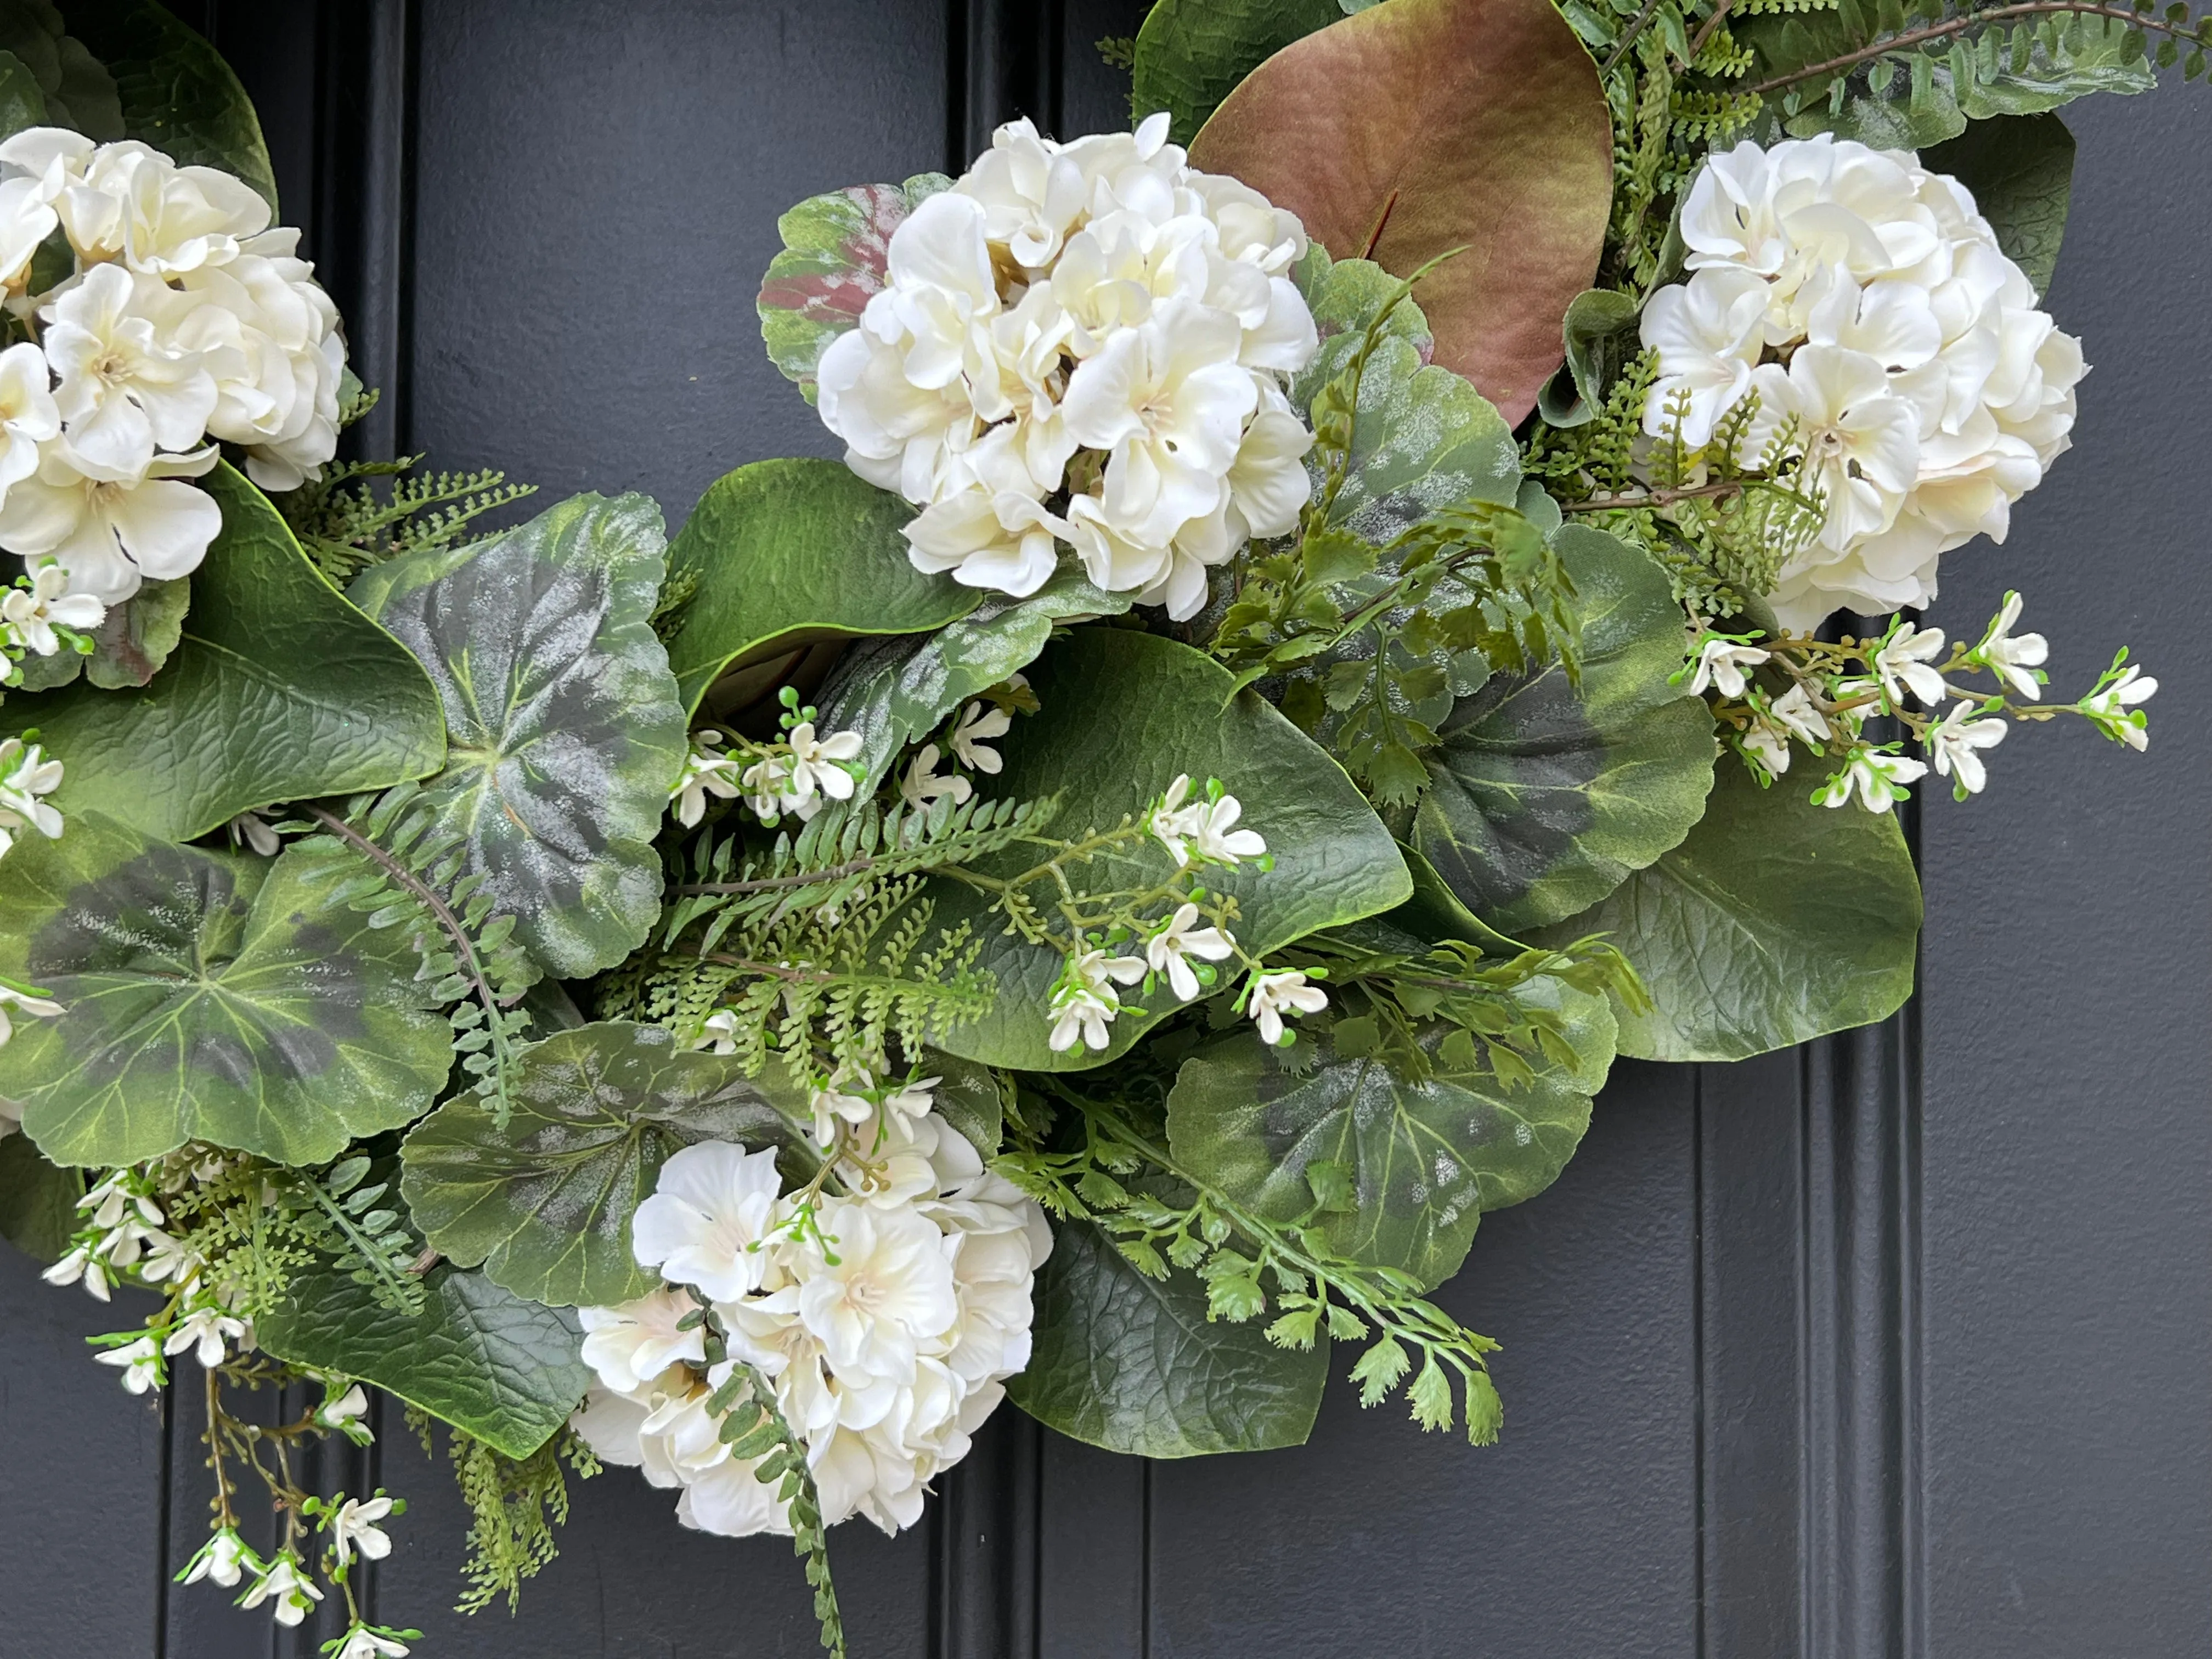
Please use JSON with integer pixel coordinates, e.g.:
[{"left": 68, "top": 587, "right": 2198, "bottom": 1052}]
[{"left": 2, "top": 4, "right": 2203, "bottom": 1656}]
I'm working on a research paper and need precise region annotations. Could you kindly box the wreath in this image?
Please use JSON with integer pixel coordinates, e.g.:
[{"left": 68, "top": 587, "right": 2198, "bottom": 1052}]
[{"left": 0, "top": 2, "right": 2177, "bottom": 1655}]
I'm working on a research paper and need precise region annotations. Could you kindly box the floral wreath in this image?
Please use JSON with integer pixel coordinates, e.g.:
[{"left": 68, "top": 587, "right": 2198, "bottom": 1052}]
[{"left": 0, "top": 1, "right": 2179, "bottom": 1655}]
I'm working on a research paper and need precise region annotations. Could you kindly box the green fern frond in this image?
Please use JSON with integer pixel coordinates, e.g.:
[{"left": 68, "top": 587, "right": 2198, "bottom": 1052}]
[{"left": 281, "top": 450, "right": 537, "bottom": 583}]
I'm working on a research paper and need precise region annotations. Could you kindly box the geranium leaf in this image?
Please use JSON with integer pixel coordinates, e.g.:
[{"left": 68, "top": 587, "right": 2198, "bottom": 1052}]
[
  {"left": 1532, "top": 756, "right": 1922, "bottom": 1062},
  {"left": 1924, "top": 112, "right": 2075, "bottom": 296},
  {"left": 400, "top": 1020, "right": 804, "bottom": 1309},
  {"left": 0, "top": 48, "right": 48, "bottom": 139},
  {"left": 0, "top": 815, "right": 454, "bottom": 1167},
  {"left": 58, "top": 0, "right": 276, "bottom": 207},
  {"left": 0, "top": 1135, "right": 81, "bottom": 1262},
  {"left": 1167, "top": 1007, "right": 1607, "bottom": 1291},
  {"left": 917, "top": 627, "right": 1410, "bottom": 1071},
  {"left": 258, "top": 1262, "right": 591, "bottom": 1460},
  {"left": 1, "top": 465, "right": 447, "bottom": 842},
  {"left": 756, "top": 173, "right": 950, "bottom": 402},
  {"left": 1414, "top": 525, "right": 1717, "bottom": 932},
  {"left": 1131, "top": 0, "right": 1342, "bottom": 145},
  {"left": 1189, "top": 0, "right": 1614, "bottom": 424},
  {"left": 660, "top": 458, "right": 979, "bottom": 719},
  {"left": 1007, "top": 1214, "right": 1328, "bottom": 1457},
  {"left": 349, "top": 491, "right": 688, "bottom": 980},
  {"left": 814, "top": 564, "right": 1131, "bottom": 792},
  {"left": 1292, "top": 251, "right": 1523, "bottom": 548}
]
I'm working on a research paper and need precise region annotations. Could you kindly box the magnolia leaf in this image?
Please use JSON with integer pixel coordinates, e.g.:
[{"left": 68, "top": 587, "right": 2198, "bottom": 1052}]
[
  {"left": 1532, "top": 756, "right": 1922, "bottom": 1062},
  {"left": 1007, "top": 1214, "right": 1327, "bottom": 1457},
  {"left": 815, "top": 565, "right": 1131, "bottom": 792},
  {"left": 1414, "top": 524, "right": 1716, "bottom": 932},
  {"left": 259, "top": 1262, "right": 591, "bottom": 1460},
  {"left": 1536, "top": 287, "right": 1643, "bottom": 428},
  {"left": 1925, "top": 112, "right": 2074, "bottom": 296},
  {"left": 0, "top": 817, "right": 453, "bottom": 1167},
  {"left": 918, "top": 628, "right": 1410, "bottom": 1071},
  {"left": 1131, "top": 0, "right": 1342, "bottom": 145},
  {"left": 400, "top": 1021, "right": 800, "bottom": 1308},
  {"left": 59, "top": 0, "right": 275, "bottom": 206},
  {"left": 757, "top": 173, "right": 951, "bottom": 402},
  {"left": 1290, "top": 250, "right": 1521, "bottom": 549},
  {"left": 1, "top": 466, "right": 447, "bottom": 842},
  {"left": 0, "top": 1134, "right": 81, "bottom": 1261},
  {"left": 661, "top": 458, "right": 978, "bottom": 718},
  {"left": 1190, "top": 0, "right": 1613, "bottom": 423},
  {"left": 1167, "top": 1005, "right": 1606, "bottom": 1290},
  {"left": 349, "top": 492, "right": 687, "bottom": 980},
  {"left": 0, "top": 2, "right": 121, "bottom": 138}
]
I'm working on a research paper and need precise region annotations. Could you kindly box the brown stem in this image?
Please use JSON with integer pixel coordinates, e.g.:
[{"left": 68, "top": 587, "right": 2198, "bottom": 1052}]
[
  {"left": 1747, "top": 1, "right": 2196, "bottom": 96},
  {"left": 1688, "top": 0, "right": 1741, "bottom": 59},
  {"left": 1602, "top": 0, "right": 1670, "bottom": 72},
  {"left": 1560, "top": 479, "right": 1748, "bottom": 512}
]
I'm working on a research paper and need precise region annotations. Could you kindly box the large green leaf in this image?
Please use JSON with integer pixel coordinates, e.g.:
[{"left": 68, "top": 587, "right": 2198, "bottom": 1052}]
[
  {"left": 1, "top": 466, "right": 446, "bottom": 842},
  {"left": 0, "top": 2, "right": 121, "bottom": 138},
  {"left": 1131, "top": 0, "right": 1342, "bottom": 145},
  {"left": 1190, "top": 0, "right": 1613, "bottom": 424},
  {"left": 0, "top": 816, "right": 453, "bottom": 1167},
  {"left": 1007, "top": 1215, "right": 1328, "bottom": 1457},
  {"left": 815, "top": 566, "right": 1131, "bottom": 791},
  {"left": 1533, "top": 758, "right": 1922, "bottom": 1062},
  {"left": 58, "top": 0, "right": 275, "bottom": 206},
  {"left": 258, "top": 1262, "right": 590, "bottom": 1460},
  {"left": 918, "top": 627, "right": 1411, "bottom": 1071},
  {"left": 662, "top": 459, "right": 978, "bottom": 718},
  {"left": 1291, "top": 251, "right": 1523, "bottom": 549},
  {"left": 1925, "top": 112, "right": 2075, "bottom": 297},
  {"left": 400, "top": 1021, "right": 801, "bottom": 1309},
  {"left": 349, "top": 492, "right": 687, "bottom": 980},
  {"left": 1167, "top": 1002, "right": 1605, "bottom": 1291},
  {"left": 0, "top": 1132, "right": 80, "bottom": 1261},
  {"left": 757, "top": 174, "right": 950, "bottom": 403},
  {"left": 1414, "top": 525, "right": 1717, "bottom": 932},
  {"left": 0, "top": 47, "right": 45, "bottom": 136}
]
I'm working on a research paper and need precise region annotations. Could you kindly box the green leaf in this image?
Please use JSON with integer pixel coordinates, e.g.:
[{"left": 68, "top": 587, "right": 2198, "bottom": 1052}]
[
  {"left": 1292, "top": 255, "right": 1524, "bottom": 546},
  {"left": 0, "top": 2, "right": 120, "bottom": 138},
  {"left": 0, "top": 46, "right": 46, "bottom": 136},
  {"left": 81, "top": 573, "right": 189, "bottom": 689},
  {"left": 1131, "top": 0, "right": 1343, "bottom": 145},
  {"left": 918, "top": 627, "right": 1411, "bottom": 1071},
  {"left": 1537, "top": 287, "right": 1643, "bottom": 428},
  {"left": 1532, "top": 757, "right": 1922, "bottom": 1062},
  {"left": 258, "top": 1261, "right": 591, "bottom": 1460},
  {"left": 1167, "top": 1014, "right": 1602, "bottom": 1291},
  {"left": 349, "top": 492, "right": 688, "bottom": 980},
  {"left": 814, "top": 564, "right": 1131, "bottom": 791},
  {"left": 922, "top": 1048, "right": 1004, "bottom": 1159},
  {"left": 1190, "top": 0, "right": 1614, "bottom": 423},
  {"left": 0, "top": 1132, "right": 81, "bottom": 1261},
  {"left": 1414, "top": 524, "right": 1716, "bottom": 932},
  {"left": 661, "top": 458, "right": 980, "bottom": 719},
  {"left": 400, "top": 1021, "right": 802, "bottom": 1308},
  {"left": 1924, "top": 112, "right": 2075, "bottom": 295},
  {"left": 756, "top": 173, "right": 951, "bottom": 402},
  {"left": 0, "top": 817, "right": 454, "bottom": 1167},
  {"left": 56, "top": 0, "right": 275, "bottom": 205},
  {"left": 0, "top": 466, "right": 447, "bottom": 843},
  {"left": 1007, "top": 1215, "right": 1328, "bottom": 1456}
]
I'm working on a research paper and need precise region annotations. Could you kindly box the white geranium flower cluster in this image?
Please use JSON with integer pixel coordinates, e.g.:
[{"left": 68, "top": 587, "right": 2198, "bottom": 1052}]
[
  {"left": 818, "top": 114, "right": 1319, "bottom": 620},
  {"left": 1643, "top": 134, "right": 2087, "bottom": 629},
  {"left": 571, "top": 1098, "right": 1051, "bottom": 1538},
  {"left": 0, "top": 129, "right": 347, "bottom": 607}
]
